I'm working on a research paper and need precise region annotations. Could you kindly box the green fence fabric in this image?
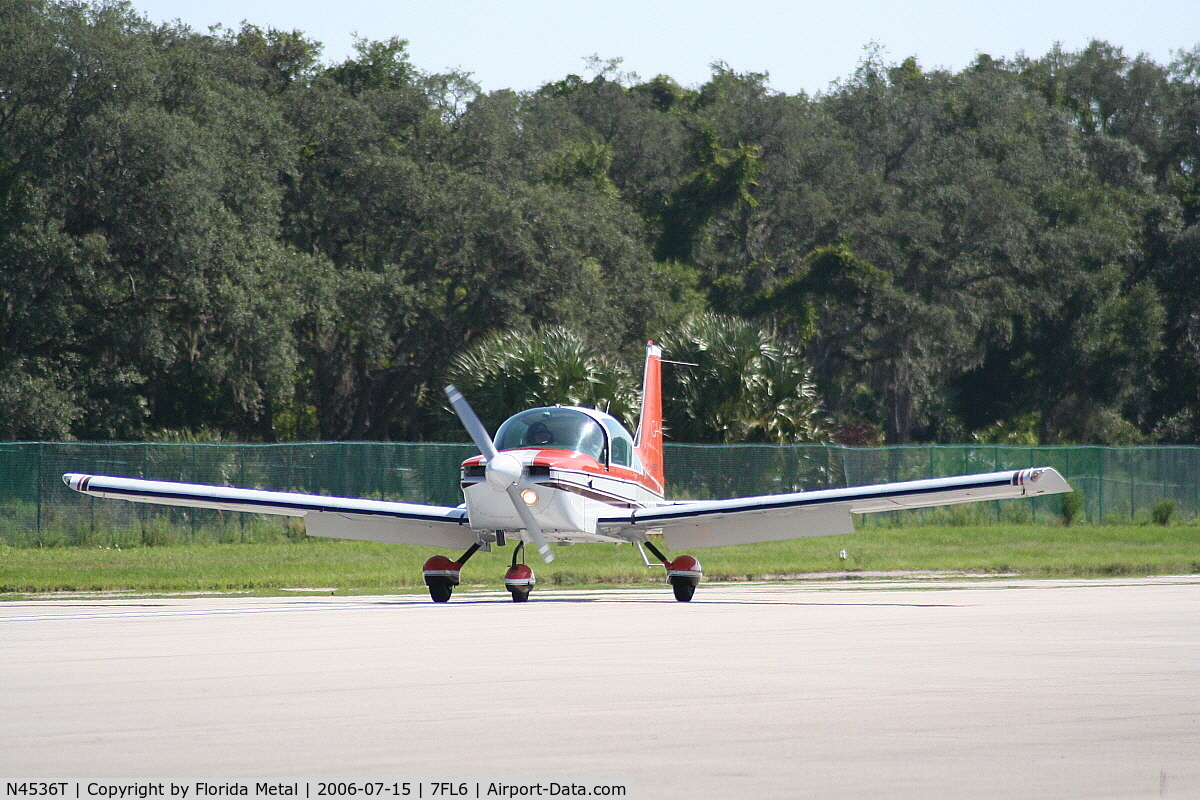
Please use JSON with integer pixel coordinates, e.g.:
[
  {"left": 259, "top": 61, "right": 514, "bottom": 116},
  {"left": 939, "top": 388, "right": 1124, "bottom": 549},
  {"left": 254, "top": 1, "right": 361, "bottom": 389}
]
[{"left": 1, "top": 442, "right": 1196, "bottom": 544}]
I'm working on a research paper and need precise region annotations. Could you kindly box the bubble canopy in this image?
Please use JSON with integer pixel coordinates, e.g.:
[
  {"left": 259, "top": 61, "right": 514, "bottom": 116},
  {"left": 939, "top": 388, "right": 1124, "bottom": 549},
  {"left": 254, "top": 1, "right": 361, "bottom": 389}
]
[{"left": 495, "top": 407, "right": 637, "bottom": 468}]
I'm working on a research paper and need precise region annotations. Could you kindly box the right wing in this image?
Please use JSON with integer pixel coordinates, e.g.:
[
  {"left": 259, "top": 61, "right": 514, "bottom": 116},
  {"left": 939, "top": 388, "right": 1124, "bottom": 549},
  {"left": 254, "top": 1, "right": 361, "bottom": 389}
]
[
  {"left": 599, "top": 467, "right": 1072, "bottom": 550},
  {"left": 63, "top": 473, "right": 477, "bottom": 549}
]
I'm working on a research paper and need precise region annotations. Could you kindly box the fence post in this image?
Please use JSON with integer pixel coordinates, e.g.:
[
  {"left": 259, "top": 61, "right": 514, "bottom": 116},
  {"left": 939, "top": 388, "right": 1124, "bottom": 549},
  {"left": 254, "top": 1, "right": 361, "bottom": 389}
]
[
  {"left": 1130, "top": 447, "right": 1135, "bottom": 521},
  {"left": 1064, "top": 447, "right": 1071, "bottom": 522},
  {"left": 36, "top": 441, "right": 43, "bottom": 535}
]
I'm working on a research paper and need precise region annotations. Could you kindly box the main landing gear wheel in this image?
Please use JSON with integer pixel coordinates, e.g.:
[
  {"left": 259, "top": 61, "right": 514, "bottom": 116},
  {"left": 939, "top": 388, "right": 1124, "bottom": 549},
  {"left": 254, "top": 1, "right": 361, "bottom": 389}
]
[
  {"left": 669, "top": 576, "right": 697, "bottom": 602},
  {"left": 642, "top": 540, "right": 703, "bottom": 602},
  {"left": 422, "top": 543, "right": 482, "bottom": 603},
  {"left": 422, "top": 555, "right": 461, "bottom": 603},
  {"left": 427, "top": 578, "right": 455, "bottom": 603},
  {"left": 665, "top": 555, "right": 702, "bottom": 603}
]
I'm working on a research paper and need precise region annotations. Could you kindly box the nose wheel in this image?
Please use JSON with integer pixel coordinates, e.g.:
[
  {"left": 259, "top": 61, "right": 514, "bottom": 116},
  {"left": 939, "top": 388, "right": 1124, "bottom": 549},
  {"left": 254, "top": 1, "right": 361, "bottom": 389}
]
[{"left": 504, "top": 542, "right": 536, "bottom": 602}]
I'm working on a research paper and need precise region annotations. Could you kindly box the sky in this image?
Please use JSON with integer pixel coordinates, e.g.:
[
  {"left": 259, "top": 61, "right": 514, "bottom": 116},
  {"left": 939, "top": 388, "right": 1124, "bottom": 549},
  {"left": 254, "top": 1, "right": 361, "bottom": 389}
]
[{"left": 129, "top": 0, "right": 1200, "bottom": 95}]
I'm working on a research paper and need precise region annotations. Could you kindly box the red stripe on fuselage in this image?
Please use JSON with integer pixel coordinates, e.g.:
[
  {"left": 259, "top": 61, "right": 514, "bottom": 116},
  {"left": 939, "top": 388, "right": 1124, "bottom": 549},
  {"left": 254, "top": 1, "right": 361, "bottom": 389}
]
[{"left": 461, "top": 450, "right": 663, "bottom": 502}]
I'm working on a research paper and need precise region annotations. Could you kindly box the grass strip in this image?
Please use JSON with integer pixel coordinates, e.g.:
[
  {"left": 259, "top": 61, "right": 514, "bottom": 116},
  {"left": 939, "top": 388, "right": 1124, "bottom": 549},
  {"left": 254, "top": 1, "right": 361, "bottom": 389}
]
[{"left": 1, "top": 524, "right": 1198, "bottom": 597}]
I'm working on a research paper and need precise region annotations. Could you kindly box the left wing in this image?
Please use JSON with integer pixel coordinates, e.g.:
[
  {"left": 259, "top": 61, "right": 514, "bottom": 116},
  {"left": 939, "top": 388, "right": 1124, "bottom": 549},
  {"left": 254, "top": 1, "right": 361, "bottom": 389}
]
[
  {"left": 598, "top": 467, "right": 1071, "bottom": 550},
  {"left": 62, "top": 473, "right": 477, "bottom": 549}
]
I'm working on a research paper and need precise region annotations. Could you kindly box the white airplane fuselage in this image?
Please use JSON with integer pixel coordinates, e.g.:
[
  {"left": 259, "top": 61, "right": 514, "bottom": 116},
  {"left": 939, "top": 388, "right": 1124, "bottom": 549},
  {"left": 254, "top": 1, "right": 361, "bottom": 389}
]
[{"left": 460, "top": 446, "right": 665, "bottom": 544}]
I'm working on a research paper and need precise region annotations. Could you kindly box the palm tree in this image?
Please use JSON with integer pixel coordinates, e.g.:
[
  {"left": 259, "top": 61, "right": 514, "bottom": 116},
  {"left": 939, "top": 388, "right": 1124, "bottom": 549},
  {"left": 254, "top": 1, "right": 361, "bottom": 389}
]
[
  {"left": 660, "top": 314, "right": 828, "bottom": 444},
  {"left": 441, "top": 327, "right": 639, "bottom": 435}
]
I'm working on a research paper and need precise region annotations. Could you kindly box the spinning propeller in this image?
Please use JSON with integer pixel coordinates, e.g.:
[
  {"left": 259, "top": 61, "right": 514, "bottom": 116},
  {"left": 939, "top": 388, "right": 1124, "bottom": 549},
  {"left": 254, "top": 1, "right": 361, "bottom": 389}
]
[{"left": 445, "top": 386, "right": 555, "bottom": 563}]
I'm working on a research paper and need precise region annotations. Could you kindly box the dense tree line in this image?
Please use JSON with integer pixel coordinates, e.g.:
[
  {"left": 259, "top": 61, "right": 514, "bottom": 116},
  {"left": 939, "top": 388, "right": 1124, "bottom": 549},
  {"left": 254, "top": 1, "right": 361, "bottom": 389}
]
[{"left": 3, "top": 0, "right": 1200, "bottom": 445}]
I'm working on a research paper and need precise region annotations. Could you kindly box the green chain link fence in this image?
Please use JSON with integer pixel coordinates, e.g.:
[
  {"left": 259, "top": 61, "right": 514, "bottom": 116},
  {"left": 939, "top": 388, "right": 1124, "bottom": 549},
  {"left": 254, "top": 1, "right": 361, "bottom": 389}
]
[{"left": 1, "top": 442, "right": 1196, "bottom": 546}]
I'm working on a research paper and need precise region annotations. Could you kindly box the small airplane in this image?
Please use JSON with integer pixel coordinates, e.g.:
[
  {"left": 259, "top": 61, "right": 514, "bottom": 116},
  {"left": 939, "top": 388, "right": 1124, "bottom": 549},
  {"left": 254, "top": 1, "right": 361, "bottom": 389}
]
[{"left": 64, "top": 342, "right": 1072, "bottom": 602}]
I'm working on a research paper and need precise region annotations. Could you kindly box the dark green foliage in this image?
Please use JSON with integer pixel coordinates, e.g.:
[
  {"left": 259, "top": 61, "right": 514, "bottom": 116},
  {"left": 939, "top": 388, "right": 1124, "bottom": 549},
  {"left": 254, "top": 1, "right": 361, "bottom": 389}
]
[
  {"left": 441, "top": 327, "right": 640, "bottom": 434},
  {"left": 1062, "top": 490, "right": 1084, "bottom": 526},
  {"left": 1152, "top": 499, "right": 1176, "bottom": 526},
  {"left": 659, "top": 314, "right": 827, "bottom": 443},
  {"left": 2, "top": 2, "right": 1199, "bottom": 445}
]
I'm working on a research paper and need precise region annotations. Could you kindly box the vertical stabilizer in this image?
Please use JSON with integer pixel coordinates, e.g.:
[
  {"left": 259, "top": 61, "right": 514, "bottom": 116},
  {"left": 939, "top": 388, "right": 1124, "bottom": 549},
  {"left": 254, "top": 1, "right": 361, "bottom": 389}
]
[{"left": 635, "top": 341, "right": 665, "bottom": 493}]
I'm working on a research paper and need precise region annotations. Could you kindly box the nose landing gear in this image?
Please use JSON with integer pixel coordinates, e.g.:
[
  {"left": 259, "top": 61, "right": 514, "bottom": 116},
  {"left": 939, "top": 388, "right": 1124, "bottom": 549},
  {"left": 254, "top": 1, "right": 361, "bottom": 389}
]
[{"left": 504, "top": 542, "right": 536, "bottom": 602}]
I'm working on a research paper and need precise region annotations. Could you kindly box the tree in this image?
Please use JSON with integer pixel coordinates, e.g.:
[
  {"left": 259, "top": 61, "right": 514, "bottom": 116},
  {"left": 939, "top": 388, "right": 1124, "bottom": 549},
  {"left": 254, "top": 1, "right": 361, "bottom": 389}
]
[
  {"left": 3, "top": 9, "right": 1195, "bottom": 447},
  {"left": 281, "top": 63, "right": 698, "bottom": 440},
  {"left": 441, "top": 327, "right": 639, "bottom": 436},
  {"left": 0, "top": 0, "right": 306, "bottom": 439},
  {"left": 659, "top": 314, "right": 827, "bottom": 443}
]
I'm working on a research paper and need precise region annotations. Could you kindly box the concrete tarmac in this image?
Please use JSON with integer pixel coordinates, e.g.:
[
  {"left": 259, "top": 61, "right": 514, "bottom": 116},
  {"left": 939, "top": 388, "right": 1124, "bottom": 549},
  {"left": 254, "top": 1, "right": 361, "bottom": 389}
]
[{"left": 2, "top": 578, "right": 1198, "bottom": 799}]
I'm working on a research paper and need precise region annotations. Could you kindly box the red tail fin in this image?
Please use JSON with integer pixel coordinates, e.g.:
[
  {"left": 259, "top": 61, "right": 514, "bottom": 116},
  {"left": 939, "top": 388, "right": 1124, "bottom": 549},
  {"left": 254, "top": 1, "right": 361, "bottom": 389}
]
[{"left": 635, "top": 342, "right": 665, "bottom": 494}]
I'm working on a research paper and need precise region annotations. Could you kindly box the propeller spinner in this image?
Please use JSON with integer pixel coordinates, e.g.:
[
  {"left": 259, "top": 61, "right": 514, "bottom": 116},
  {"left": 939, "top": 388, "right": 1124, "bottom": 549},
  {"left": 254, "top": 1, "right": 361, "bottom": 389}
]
[{"left": 445, "top": 386, "right": 555, "bottom": 563}]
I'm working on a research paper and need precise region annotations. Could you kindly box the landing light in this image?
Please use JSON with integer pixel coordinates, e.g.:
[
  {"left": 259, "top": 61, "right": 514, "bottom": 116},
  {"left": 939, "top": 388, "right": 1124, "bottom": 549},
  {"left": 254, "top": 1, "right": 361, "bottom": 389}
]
[{"left": 520, "top": 488, "right": 539, "bottom": 506}]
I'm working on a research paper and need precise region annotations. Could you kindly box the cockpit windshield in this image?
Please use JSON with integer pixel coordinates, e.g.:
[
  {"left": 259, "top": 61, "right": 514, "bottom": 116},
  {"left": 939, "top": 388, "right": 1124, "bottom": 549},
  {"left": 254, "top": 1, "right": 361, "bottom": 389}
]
[{"left": 495, "top": 408, "right": 609, "bottom": 462}]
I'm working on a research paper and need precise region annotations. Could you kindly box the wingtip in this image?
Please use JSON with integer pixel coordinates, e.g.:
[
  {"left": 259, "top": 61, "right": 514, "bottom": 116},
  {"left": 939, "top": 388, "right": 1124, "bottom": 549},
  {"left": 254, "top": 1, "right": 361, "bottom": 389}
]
[
  {"left": 1019, "top": 467, "right": 1072, "bottom": 495},
  {"left": 62, "top": 473, "right": 91, "bottom": 492}
]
